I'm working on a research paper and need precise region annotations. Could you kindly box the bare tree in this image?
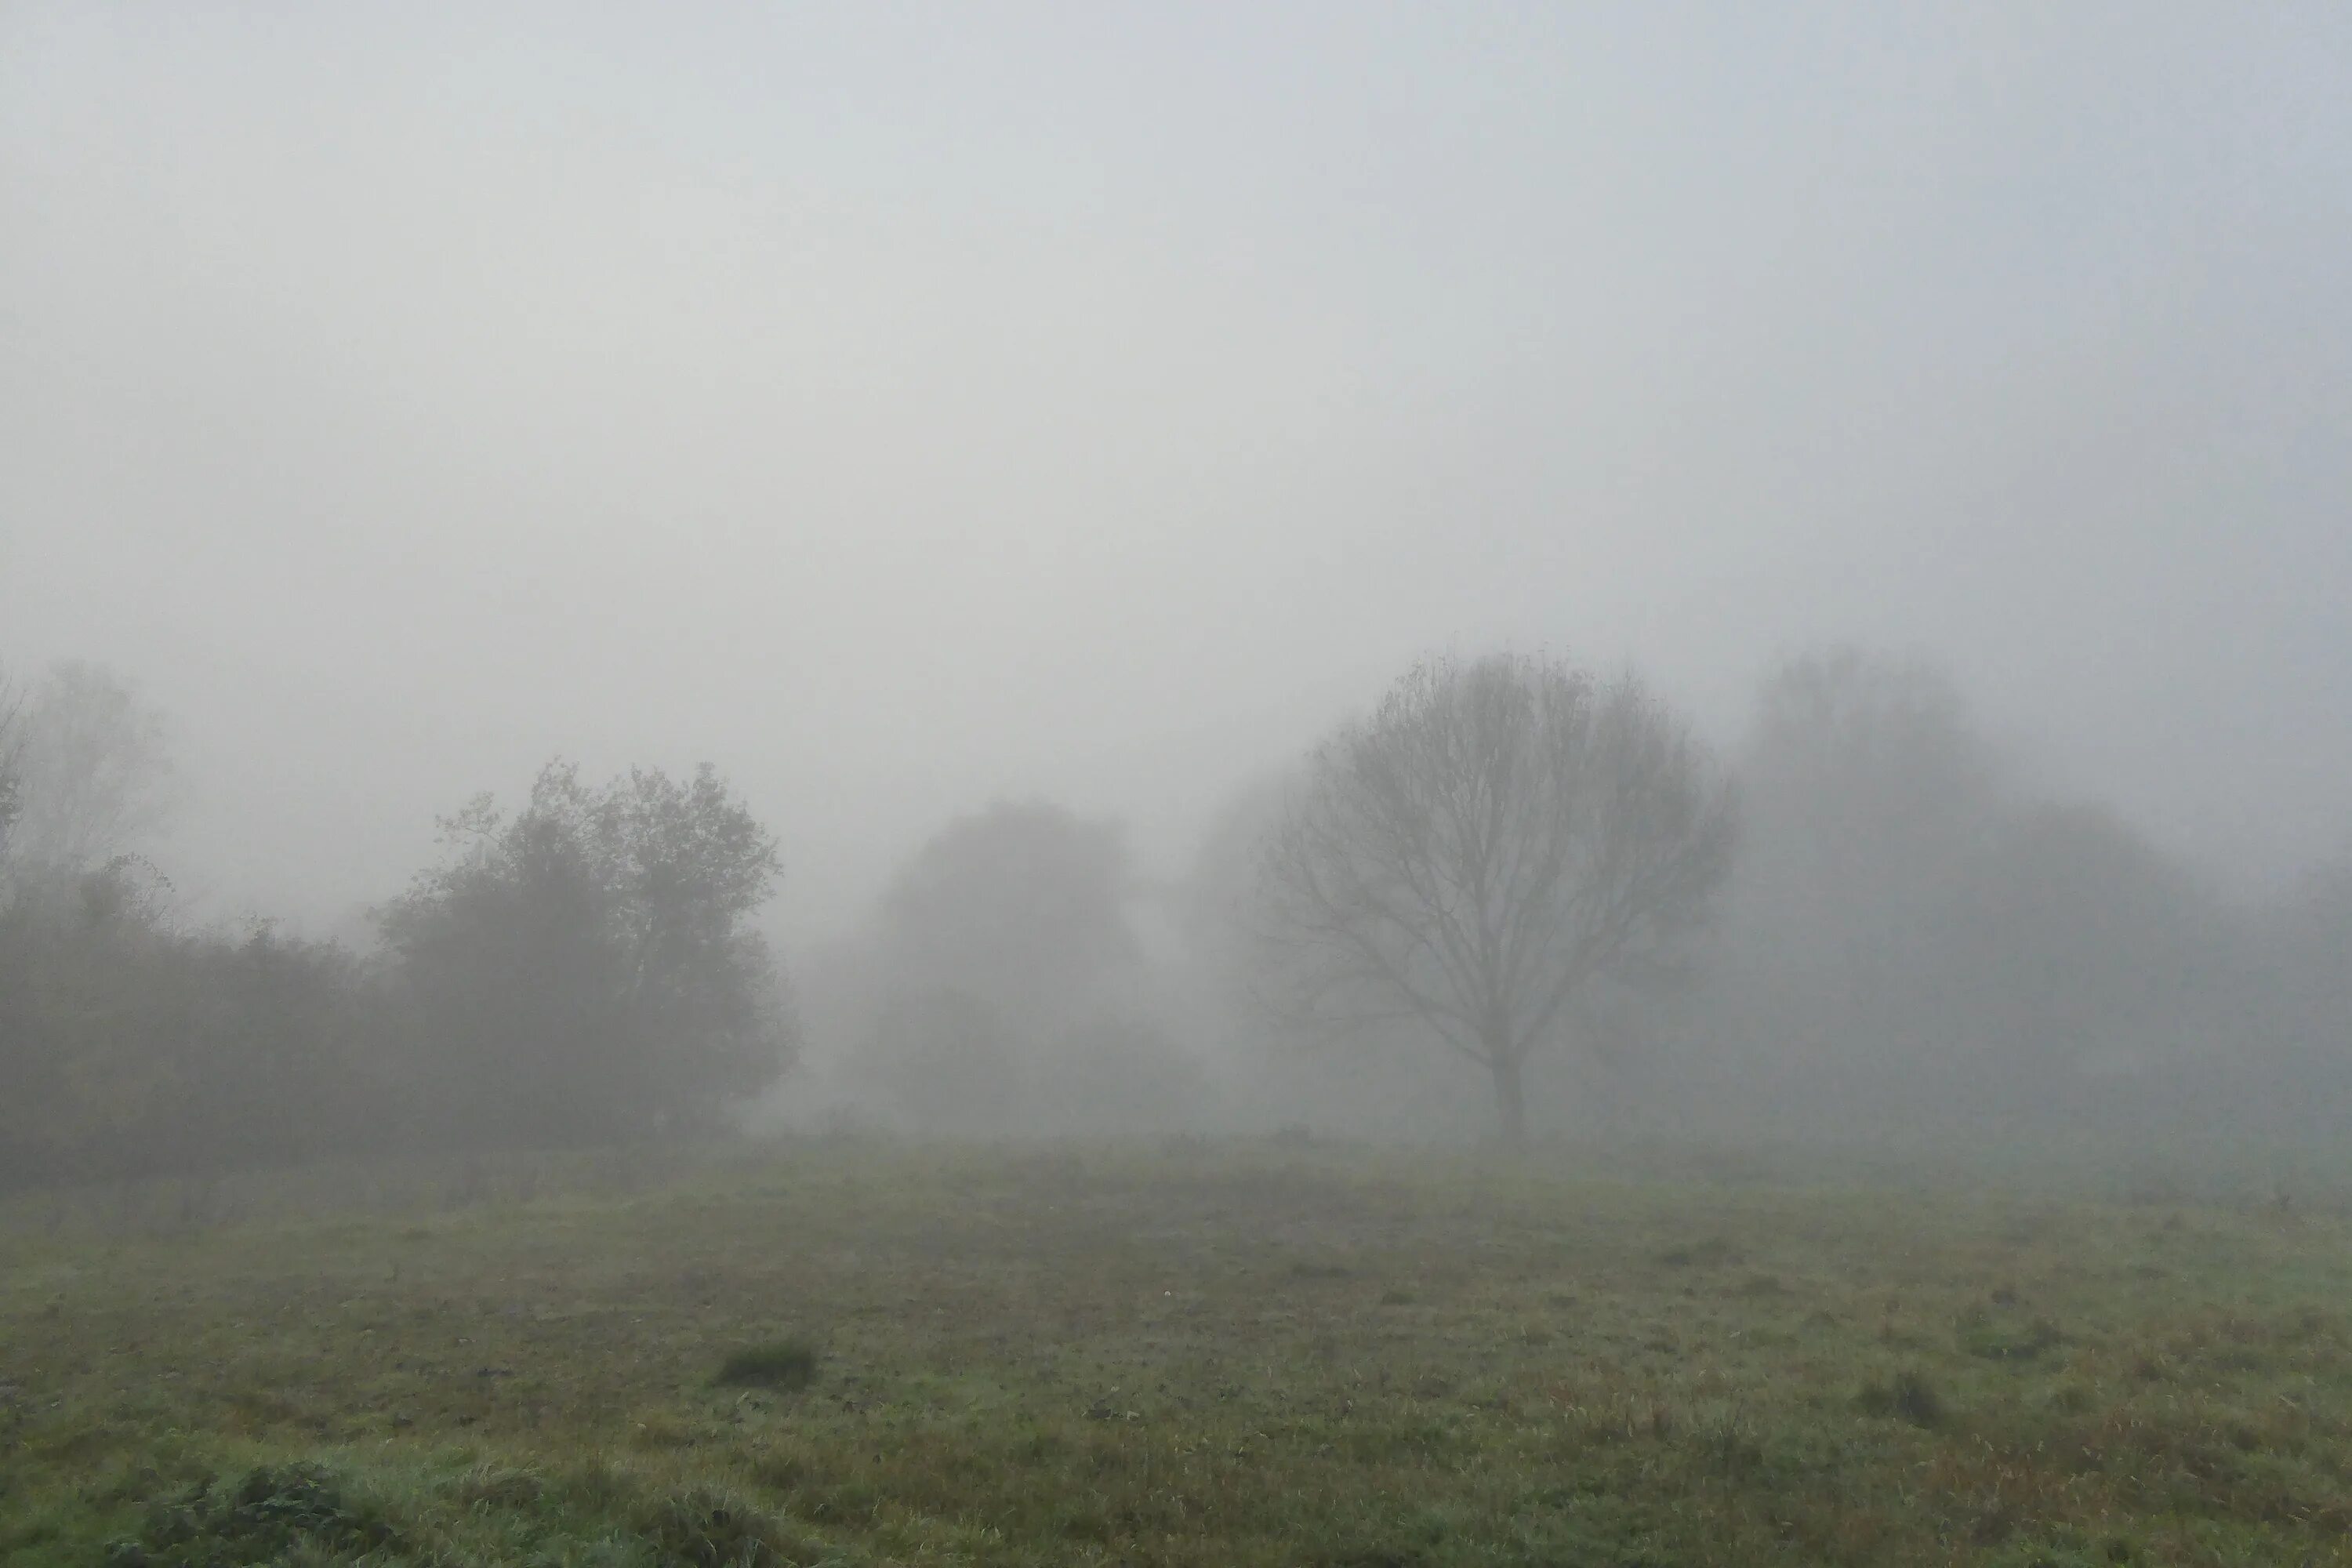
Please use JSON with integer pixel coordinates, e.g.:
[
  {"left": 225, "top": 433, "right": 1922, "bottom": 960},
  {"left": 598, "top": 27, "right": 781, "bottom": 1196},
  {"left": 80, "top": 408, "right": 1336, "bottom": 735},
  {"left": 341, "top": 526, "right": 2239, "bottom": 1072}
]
[{"left": 1258, "top": 652, "right": 1735, "bottom": 1142}]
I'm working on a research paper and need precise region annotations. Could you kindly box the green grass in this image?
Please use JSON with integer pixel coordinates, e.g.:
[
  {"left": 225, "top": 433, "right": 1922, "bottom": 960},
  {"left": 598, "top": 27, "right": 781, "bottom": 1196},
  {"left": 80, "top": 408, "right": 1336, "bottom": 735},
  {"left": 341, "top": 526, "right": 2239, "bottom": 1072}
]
[{"left": 3, "top": 1139, "right": 2350, "bottom": 1565}]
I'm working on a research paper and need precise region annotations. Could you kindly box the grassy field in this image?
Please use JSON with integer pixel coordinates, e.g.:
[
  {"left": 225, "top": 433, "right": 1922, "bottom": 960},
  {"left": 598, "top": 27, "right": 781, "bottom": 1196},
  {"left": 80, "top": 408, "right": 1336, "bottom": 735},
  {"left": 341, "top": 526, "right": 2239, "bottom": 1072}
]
[{"left": 3, "top": 1140, "right": 2350, "bottom": 1566}]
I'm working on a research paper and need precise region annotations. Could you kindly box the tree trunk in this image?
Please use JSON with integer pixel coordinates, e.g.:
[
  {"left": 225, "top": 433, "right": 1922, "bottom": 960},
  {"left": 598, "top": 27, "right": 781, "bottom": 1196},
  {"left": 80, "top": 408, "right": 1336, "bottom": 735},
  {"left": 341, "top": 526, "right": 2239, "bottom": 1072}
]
[{"left": 1488, "top": 1047, "right": 1527, "bottom": 1145}]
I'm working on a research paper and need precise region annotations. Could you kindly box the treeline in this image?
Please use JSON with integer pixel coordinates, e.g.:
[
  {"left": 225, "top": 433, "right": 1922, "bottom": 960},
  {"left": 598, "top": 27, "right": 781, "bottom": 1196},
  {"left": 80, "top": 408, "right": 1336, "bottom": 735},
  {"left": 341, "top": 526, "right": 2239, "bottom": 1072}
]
[
  {"left": 4, "top": 644, "right": 2350, "bottom": 1185},
  {"left": 1654, "top": 650, "right": 2352, "bottom": 1145},
  {"left": 804, "top": 648, "right": 2352, "bottom": 1149},
  {"left": 0, "top": 666, "right": 793, "bottom": 1189}
]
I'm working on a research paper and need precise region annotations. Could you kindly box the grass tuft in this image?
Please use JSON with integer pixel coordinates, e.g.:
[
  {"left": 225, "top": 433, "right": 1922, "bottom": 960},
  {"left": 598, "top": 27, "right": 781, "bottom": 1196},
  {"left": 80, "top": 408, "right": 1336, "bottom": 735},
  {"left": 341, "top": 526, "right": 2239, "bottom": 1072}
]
[
  {"left": 714, "top": 1338, "right": 818, "bottom": 1391},
  {"left": 103, "top": 1462, "right": 400, "bottom": 1567},
  {"left": 633, "top": 1485, "right": 811, "bottom": 1568},
  {"left": 1857, "top": 1368, "right": 1947, "bottom": 1428}
]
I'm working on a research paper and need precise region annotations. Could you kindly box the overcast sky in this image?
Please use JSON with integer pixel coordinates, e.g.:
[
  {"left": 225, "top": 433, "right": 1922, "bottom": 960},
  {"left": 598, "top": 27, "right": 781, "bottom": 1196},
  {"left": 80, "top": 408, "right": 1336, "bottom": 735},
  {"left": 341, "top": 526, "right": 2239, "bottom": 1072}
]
[{"left": 3, "top": 3, "right": 2347, "bottom": 940}]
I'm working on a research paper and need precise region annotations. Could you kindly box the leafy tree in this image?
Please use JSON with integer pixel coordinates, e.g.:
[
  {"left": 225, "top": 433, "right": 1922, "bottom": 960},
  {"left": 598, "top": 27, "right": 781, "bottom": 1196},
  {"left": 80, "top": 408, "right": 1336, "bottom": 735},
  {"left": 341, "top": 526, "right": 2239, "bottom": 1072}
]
[
  {"left": 852, "top": 983, "right": 1034, "bottom": 1134},
  {"left": 0, "top": 854, "right": 191, "bottom": 1184},
  {"left": 379, "top": 760, "right": 793, "bottom": 1147},
  {"left": 1258, "top": 652, "right": 1735, "bottom": 1142}
]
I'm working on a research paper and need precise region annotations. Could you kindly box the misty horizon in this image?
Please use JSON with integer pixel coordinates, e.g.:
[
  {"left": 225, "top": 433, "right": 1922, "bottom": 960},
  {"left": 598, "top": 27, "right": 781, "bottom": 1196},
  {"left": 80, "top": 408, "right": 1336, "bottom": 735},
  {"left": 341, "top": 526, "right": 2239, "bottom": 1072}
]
[
  {"left": 10, "top": 18, "right": 2352, "bottom": 1558},
  {"left": 5, "top": 4, "right": 2349, "bottom": 949}
]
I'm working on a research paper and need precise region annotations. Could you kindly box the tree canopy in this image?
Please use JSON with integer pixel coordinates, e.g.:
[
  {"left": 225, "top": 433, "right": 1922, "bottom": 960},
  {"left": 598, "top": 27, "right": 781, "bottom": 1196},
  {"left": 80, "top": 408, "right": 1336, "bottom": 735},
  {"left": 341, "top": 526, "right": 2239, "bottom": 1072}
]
[{"left": 379, "top": 760, "right": 794, "bottom": 1146}]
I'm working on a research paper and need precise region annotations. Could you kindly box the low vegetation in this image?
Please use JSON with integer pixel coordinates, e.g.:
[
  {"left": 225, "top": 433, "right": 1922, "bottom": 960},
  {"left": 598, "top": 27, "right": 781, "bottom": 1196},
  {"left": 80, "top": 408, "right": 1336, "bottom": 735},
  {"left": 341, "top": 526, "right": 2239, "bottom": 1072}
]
[
  {"left": 714, "top": 1341, "right": 820, "bottom": 1393},
  {"left": 5, "top": 1140, "right": 2350, "bottom": 1565}
]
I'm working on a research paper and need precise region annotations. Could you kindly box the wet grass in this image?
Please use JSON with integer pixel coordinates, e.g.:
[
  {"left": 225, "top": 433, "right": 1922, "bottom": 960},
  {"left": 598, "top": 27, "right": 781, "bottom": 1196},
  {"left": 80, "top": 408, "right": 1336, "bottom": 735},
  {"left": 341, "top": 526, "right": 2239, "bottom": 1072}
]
[{"left": 3, "top": 1140, "right": 2350, "bottom": 1564}]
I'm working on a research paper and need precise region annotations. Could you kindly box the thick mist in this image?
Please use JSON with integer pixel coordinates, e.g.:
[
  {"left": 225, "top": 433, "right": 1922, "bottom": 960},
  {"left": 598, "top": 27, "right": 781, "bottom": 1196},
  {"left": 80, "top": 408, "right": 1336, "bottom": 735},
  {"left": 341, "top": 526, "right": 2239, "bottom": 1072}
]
[
  {"left": 5, "top": 5, "right": 2348, "bottom": 946},
  {"left": 3, "top": 5, "right": 2350, "bottom": 1171},
  {"left": 11, "top": 19, "right": 2352, "bottom": 1564}
]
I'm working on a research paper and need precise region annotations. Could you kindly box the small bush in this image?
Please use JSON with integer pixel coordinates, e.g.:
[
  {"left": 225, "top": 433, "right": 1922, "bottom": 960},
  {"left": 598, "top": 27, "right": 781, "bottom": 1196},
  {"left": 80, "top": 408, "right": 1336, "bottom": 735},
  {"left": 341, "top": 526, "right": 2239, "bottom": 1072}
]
[
  {"left": 715, "top": 1338, "right": 818, "bottom": 1391},
  {"left": 635, "top": 1486, "right": 808, "bottom": 1568},
  {"left": 447, "top": 1462, "right": 547, "bottom": 1510},
  {"left": 1857, "top": 1369, "right": 1946, "bottom": 1428}
]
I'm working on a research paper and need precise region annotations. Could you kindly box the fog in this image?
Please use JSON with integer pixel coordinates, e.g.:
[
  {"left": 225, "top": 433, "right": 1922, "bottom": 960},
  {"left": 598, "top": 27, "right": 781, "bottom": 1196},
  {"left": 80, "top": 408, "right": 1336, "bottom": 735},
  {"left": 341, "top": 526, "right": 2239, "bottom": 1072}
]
[
  {"left": 7, "top": 4, "right": 2347, "bottom": 936},
  {"left": 3, "top": 7, "right": 2350, "bottom": 1169}
]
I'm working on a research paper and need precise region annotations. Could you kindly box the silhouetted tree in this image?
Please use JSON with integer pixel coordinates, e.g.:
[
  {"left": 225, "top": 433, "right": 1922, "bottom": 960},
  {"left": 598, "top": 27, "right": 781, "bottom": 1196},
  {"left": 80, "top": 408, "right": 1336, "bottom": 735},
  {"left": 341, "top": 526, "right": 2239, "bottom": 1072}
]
[{"left": 1259, "top": 652, "right": 1736, "bottom": 1142}]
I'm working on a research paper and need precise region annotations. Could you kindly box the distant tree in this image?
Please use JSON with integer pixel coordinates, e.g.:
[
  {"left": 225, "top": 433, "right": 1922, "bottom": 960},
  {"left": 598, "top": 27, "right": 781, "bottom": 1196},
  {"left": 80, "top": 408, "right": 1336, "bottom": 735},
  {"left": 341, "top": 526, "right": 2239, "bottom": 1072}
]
[
  {"left": 871, "top": 800, "right": 1136, "bottom": 1031},
  {"left": 1258, "top": 652, "right": 1736, "bottom": 1142},
  {"left": 1940, "top": 803, "right": 2227, "bottom": 1093},
  {"left": 852, "top": 984, "right": 1034, "bottom": 1134},
  {"left": 1033, "top": 1014, "right": 1218, "bottom": 1136},
  {"left": 0, "top": 663, "right": 182, "bottom": 1183},
  {"left": 2243, "top": 854, "right": 2352, "bottom": 1128},
  {"left": 1178, "top": 775, "right": 1291, "bottom": 1007},
  {"left": 0, "top": 666, "right": 21, "bottom": 873},
  {"left": 1713, "top": 647, "right": 2009, "bottom": 1085},
  {"left": 2270, "top": 856, "right": 2352, "bottom": 1044},
  {"left": 4, "top": 662, "right": 172, "bottom": 877},
  {"left": 1709, "top": 647, "right": 2281, "bottom": 1134},
  {"left": 0, "top": 855, "right": 176, "bottom": 1184},
  {"left": 170, "top": 921, "right": 390, "bottom": 1171},
  {"left": 0, "top": 858, "right": 405, "bottom": 1189},
  {"left": 379, "top": 760, "right": 793, "bottom": 1146},
  {"left": 842, "top": 799, "right": 1218, "bottom": 1134},
  {"left": 1740, "top": 647, "right": 1999, "bottom": 934}
]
